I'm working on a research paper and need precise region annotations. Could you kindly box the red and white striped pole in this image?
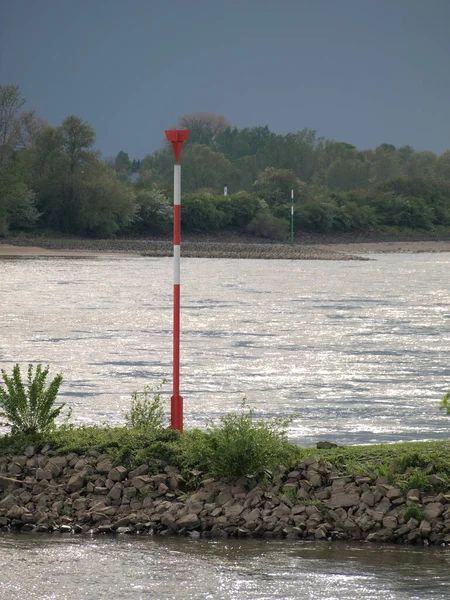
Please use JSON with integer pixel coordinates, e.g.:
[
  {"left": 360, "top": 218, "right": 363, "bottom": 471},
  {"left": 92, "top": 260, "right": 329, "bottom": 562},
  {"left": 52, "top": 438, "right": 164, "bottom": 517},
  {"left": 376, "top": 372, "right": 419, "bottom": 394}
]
[{"left": 165, "top": 129, "right": 189, "bottom": 432}]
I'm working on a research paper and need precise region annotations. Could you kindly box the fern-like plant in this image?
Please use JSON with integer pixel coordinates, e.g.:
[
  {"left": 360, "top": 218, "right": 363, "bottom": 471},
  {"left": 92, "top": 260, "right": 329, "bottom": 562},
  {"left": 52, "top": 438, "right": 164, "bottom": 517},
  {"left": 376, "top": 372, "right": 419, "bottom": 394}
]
[
  {"left": 440, "top": 391, "right": 450, "bottom": 414},
  {"left": 0, "top": 364, "right": 66, "bottom": 435}
]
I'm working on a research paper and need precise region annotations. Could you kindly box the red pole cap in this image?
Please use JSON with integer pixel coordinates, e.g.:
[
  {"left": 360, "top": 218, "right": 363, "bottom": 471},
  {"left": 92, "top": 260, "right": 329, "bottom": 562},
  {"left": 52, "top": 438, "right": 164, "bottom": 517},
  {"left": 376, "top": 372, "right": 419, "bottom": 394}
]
[{"left": 165, "top": 129, "right": 190, "bottom": 164}]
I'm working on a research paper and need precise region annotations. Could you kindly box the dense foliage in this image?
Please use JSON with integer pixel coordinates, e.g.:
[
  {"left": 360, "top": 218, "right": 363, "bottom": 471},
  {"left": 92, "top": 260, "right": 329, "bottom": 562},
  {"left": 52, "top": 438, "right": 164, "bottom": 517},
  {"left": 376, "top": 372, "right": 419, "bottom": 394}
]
[{"left": 1, "top": 88, "right": 450, "bottom": 240}]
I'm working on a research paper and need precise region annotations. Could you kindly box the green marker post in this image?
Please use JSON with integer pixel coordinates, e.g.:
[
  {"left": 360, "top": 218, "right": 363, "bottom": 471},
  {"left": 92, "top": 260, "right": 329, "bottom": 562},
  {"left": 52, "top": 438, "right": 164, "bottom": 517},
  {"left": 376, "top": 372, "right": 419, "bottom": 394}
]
[{"left": 290, "top": 185, "right": 294, "bottom": 247}]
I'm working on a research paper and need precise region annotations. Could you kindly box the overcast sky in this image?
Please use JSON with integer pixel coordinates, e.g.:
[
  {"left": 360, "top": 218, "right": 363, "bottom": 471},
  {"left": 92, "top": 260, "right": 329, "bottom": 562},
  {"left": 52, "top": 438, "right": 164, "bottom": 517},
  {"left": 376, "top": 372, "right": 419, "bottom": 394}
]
[{"left": 1, "top": 0, "right": 449, "bottom": 159}]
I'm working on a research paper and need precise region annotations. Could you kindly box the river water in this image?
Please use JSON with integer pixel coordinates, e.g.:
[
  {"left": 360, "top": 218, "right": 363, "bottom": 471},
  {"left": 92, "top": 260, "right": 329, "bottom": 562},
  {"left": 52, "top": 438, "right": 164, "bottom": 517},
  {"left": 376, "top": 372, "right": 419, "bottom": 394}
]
[
  {"left": 1, "top": 252, "right": 450, "bottom": 599},
  {"left": 1, "top": 253, "right": 449, "bottom": 445}
]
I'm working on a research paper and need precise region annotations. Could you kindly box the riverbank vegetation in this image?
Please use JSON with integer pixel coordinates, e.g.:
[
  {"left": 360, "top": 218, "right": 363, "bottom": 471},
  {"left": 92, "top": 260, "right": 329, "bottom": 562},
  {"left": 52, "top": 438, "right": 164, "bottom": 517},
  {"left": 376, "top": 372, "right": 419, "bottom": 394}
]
[
  {"left": 2, "top": 366, "right": 450, "bottom": 542},
  {"left": 1, "top": 85, "right": 450, "bottom": 241},
  {"left": 1, "top": 364, "right": 450, "bottom": 492},
  {"left": 2, "top": 422, "right": 450, "bottom": 495}
]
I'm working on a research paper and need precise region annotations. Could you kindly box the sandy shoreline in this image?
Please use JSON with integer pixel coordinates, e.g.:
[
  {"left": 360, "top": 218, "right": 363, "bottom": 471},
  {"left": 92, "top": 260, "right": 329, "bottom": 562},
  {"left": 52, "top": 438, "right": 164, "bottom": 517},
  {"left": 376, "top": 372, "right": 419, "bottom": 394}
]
[
  {"left": 0, "top": 243, "right": 134, "bottom": 258},
  {"left": 1, "top": 239, "right": 450, "bottom": 259}
]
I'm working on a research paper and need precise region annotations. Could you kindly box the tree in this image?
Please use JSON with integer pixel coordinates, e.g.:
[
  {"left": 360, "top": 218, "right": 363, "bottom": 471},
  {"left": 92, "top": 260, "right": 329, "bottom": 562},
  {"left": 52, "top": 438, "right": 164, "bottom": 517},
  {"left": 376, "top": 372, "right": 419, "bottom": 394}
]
[
  {"left": 253, "top": 167, "right": 305, "bottom": 205},
  {"left": 177, "top": 112, "right": 232, "bottom": 147},
  {"left": 0, "top": 85, "right": 40, "bottom": 235},
  {"left": 326, "top": 159, "right": 370, "bottom": 191},
  {"left": 60, "top": 115, "right": 96, "bottom": 175},
  {"left": 368, "top": 145, "right": 403, "bottom": 184},
  {"left": 0, "top": 85, "right": 25, "bottom": 169},
  {"left": 114, "top": 150, "right": 131, "bottom": 173},
  {"left": 29, "top": 116, "right": 135, "bottom": 235},
  {"left": 181, "top": 144, "right": 232, "bottom": 192},
  {"left": 405, "top": 151, "right": 437, "bottom": 179},
  {"left": 436, "top": 151, "right": 450, "bottom": 181}
]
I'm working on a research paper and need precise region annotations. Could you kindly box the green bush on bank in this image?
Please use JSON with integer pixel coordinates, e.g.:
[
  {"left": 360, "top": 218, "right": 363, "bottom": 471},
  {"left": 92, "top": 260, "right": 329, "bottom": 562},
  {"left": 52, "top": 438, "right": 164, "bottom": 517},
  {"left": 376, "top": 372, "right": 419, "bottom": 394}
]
[{"left": 181, "top": 400, "right": 300, "bottom": 477}]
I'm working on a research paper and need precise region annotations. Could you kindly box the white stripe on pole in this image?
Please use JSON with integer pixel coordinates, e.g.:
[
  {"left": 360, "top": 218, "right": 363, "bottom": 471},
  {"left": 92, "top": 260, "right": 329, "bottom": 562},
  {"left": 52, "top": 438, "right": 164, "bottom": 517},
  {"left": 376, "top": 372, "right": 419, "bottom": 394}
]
[
  {"left": 291, "top": 189, "right": 294, "bottom": 200},
  {"left": 174, "top": 165, "right": 181, "bottom": 205},
  {"left": 174, "top": 246, "right": 180, "bottom": 284},
  {"left": 174, "top": 164, "right": 181, "bottom": 287}
]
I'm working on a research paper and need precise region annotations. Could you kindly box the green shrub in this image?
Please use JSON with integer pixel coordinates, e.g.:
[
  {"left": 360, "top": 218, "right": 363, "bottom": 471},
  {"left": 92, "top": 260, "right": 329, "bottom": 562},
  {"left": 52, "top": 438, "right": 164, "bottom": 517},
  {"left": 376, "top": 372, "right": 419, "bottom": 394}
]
[
  {"left": 182, "top": 194, "right": 231, "bottom": 231},
  {"left": 246, "top": 212, "right": 288, "bottom": 240},
  {"left": 395, "top": 452, "right": 430, "bottom": 473},
  {"left": 0, "top": 364, "right": 67, "bottom": 435},
  {"left": 181, "top": 400, "right": 297, "bottom": 478},
  {"left": 124, "top": 380, "right": 167, "bottom": 433},
  {"left": 132, "top": 187, "right": 172, "bottom": 234},
  {"left": 404, "top": 502, "right": 424, "bottom": 522}
]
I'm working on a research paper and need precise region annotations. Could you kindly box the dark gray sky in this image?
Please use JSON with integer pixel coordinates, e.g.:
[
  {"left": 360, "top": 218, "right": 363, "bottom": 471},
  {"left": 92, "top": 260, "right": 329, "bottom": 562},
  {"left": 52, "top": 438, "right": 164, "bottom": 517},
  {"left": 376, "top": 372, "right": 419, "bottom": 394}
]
[{"left": 1, "top": 0, "right": 449, "bottom": 159}]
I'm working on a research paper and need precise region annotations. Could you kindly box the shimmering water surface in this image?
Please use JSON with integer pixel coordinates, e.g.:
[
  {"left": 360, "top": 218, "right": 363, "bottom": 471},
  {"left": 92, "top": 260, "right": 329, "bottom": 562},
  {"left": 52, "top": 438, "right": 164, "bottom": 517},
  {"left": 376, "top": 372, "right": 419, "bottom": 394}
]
[
  {"left": 1, "top": 535, "right": 450, "bottom": 600},
  {"left": 1, "top": 253, "right": 449, "bottom": 444},
  {"left": 1, "top": 253, "right": 450, "bottom": 599}
]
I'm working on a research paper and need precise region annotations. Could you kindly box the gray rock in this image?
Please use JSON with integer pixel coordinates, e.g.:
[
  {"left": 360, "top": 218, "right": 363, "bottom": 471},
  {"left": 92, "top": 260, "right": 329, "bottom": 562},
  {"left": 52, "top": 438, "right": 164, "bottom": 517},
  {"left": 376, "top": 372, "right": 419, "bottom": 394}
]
[
  {"left": 0, "top": 494, "right": 17, "bottom": 510},
  {"left": 107, "top": 484, "right": 123, "bottom": 501},
  {"left": 116, "top": 527, "right": 133, "bottom": 534},
  {"left": 96, "top": 459, "right": 114, "bottom": 474},
  {"left": 382, "top": 516, "right": 398, "bottom": 530},
  {"left": 423, "top": 502, "right": 444, "bottom": 522},
  {"left": 316, "top": 441, "right": 338, "bottom": 449},
  {"left": 67, "top": 473, "right": 85, "bottom": 492},
  {"left": 177, "top": 513, "right": 200, "bottom": 529},
  {"left": 36, "top": 468, "right": 54, "bottom": 481},
  {"left": 108, "top": 466, "right": 127, "bottom": 482},
  {"left": 131, "top": 476, "right": 152, "bottom": 490},
  {"left": 8, "top": 462, "right": 23, "bottom": 475},
  {"left": 419, "top": 520, "right": 432, "bottom": 536},
  {"left": 225, "top": 504, "right": 245, "bottom": 519},
  {"left": 366, "top": 528, "right": 394, "bottom": 542},
  {"left": 326, "top": 492, "right": 360, "bottom": 509},
  {"left": 314, "top": 525, "right": 328, "bottom": 540},
  {"left": 24, "top": 446, "right": 36, "bottom": 458},
  {"left": 385, "top": 487, "right": 403, "bottom": 501},
  {"left": 360, "top": 491, "right": 376, "bottom": 507},
  {"left": 128, "top": 465, "right": 149, "bottom": 479},
  {"left": 123, "top": 486, "right": 137, "bottom": 499}
]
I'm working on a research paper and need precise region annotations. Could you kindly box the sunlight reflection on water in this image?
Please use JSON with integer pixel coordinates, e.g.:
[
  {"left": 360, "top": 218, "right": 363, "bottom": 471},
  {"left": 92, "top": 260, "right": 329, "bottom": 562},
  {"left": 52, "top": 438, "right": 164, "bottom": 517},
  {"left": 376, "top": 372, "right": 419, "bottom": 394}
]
[{"left": 1, "top": 253, "right": 449, "bottom": 445}]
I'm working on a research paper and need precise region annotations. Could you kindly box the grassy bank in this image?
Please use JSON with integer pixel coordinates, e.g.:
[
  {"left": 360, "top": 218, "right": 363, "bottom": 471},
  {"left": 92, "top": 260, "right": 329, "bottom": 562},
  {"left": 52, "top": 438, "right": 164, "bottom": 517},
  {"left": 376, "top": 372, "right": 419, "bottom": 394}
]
[{"left": 2, "top": 425, "right": 450, "bottom": 493}]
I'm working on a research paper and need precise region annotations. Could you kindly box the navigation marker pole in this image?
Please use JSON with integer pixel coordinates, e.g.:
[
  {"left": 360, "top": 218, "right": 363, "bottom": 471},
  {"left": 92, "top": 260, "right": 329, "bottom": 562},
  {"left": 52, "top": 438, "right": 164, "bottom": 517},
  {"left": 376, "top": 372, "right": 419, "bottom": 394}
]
[
  {"left": 165, "top": 129, "right": 189, "bottom": 432},
  {"left": 290, "top": 185, "right": 294, "bottom": 247}
]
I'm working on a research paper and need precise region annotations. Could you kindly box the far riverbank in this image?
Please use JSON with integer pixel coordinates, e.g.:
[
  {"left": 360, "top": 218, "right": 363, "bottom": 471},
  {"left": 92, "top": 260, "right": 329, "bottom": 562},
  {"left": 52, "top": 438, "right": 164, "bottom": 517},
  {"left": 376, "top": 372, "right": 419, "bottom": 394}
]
[{"left": 2, "top": 233, "right": 450, "bottom": 259}]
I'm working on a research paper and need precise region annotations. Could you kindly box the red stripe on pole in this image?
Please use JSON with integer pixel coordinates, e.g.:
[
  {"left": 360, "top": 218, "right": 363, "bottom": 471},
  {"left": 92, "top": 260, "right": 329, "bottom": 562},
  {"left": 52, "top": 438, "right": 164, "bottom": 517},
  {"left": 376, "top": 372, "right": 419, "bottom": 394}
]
[
  {"left": 171, "top": 283, "right": 183, "bottom": 432},
  {"left": 174, "top": 205, "right": 181, "bottom": 245}
]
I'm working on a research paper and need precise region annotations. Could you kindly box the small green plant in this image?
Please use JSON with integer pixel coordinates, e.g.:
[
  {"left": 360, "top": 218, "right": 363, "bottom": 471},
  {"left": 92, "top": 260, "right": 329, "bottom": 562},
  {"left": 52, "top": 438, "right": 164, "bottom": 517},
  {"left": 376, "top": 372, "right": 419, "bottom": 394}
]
[
  {"left": 281, "top": 486, "right": 298, "bottom": 502},
  {"left": 124, "top": 379, "right": 167, "bottom": 433},
  {"left": 395, "top": 452, "right": 429, "bottom": 473},
  {"left": 0, "top": 364, "right": 67, "bottom": 435},
  {"left": 440, "top": 391, "right": 450, "bottom": 414},
  {"left": 399, "top": 469, "right": 431, "bottom": 493},
  {"left": 302, "top": 499, "right": 324, "bottom": 507},
  {"left": 181, "top": 399, "right": 298, "bottom": 478},
  {"left": 404, "top": 502, "right": 423, "bottom": 522}
]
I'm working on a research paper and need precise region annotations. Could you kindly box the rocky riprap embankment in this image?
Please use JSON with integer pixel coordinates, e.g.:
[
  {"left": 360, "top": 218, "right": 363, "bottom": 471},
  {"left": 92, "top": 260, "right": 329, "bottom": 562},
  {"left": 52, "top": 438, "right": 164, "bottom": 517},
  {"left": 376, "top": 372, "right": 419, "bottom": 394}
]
[
  {"left": 4, "top": 238, "right": 368, "bottom": 260},
  {"left": 1, "top": 448, "right": 449, "bottom": 545}
]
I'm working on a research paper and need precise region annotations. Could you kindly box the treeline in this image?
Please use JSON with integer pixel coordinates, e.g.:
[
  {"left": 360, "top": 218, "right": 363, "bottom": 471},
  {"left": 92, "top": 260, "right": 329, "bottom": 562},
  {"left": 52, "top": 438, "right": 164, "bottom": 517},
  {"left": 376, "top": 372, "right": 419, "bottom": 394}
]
[{"left": 1, "top": 87, "right": 450, "bottom": 239}]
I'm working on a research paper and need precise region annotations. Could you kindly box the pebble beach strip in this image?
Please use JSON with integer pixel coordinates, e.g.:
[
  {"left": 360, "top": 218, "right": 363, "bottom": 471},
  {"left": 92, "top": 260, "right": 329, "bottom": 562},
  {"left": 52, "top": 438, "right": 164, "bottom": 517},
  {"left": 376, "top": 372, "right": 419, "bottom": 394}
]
[{"left": 2, "top": 239, "right": 368, "bottom": 260}]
